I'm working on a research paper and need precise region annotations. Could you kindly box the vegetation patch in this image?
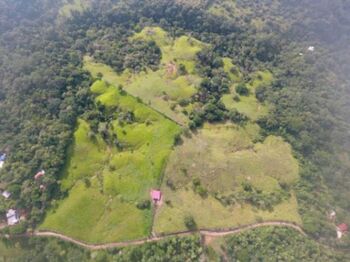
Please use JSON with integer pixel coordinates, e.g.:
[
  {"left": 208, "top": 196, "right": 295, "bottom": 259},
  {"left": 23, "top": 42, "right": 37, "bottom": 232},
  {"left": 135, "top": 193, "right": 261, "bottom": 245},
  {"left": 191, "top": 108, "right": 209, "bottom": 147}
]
[
  {"left": 222, "top": 70, "right": 273, "bottom": 120},
  {"left": 41, "top": 80, "right": 181, "bottom": 243},
  {"left": 207, "top": 227, "right": 345, "bottom": 261},
  {"left": 154, "top": 123, "right": 300, "bottom": 234},
  {"left": 59, "top": 0, "right": 91, "bottom": 18},
  {"left": 85, "top": 27, "right": 209, "bottom": 125}
]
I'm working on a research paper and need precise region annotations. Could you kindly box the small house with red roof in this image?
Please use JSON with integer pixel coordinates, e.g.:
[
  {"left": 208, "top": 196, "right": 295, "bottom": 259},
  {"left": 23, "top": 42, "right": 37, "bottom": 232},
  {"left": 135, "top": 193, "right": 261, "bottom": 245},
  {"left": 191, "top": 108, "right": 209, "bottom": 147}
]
[
  {"left": 336, "top": 223, "right": 348, "bottom": 239},
  {"left": 34, "top": 170, "right": 45, "bottom": 180},
  {"left": 150, "top": 189, "right": 162, "bottom": 203}
]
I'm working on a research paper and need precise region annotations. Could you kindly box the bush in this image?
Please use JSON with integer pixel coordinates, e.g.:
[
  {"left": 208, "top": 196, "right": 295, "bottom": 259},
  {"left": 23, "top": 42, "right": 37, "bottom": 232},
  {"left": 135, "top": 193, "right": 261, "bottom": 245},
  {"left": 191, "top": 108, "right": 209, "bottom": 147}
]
[
  {"left": 166, "top": 179, "right": 176, "bottom": 190},
  {"left": 184, "top": 216, "right": 197, "bottom": 230},
  {"left": 136, "top": 200, "right": 151, "bottom": 210},
  {"left": 235, "top": 83, "right": 249, "bottom": 96},
  {"left": 227, "top": 109, "right": 248, "bottom": 124}
]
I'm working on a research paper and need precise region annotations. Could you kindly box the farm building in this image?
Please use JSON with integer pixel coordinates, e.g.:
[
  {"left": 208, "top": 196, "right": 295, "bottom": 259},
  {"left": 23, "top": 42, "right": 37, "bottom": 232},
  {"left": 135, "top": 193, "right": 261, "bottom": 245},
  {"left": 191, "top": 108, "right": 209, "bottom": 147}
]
[
  {"left": 151, "top": 190, "right": 162, "bottom": 203},
  {"left": 336, "top": 223, "right": 348, "bottom": 239},
  {"left": 6, "top": 209, "right": 19, "bottom": 226},
  {"left": 2, "top": 191, "right": 11, "bottom": 199},
  {"left": 34, "top": 170, "right": 45, "bottom": 180}
]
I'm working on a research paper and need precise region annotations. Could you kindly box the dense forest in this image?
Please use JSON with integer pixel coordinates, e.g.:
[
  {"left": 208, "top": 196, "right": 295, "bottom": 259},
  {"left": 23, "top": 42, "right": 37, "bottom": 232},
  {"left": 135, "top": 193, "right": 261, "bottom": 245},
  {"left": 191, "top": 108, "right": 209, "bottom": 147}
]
[
  {"left": 0, "top": 0, "right": 350, "bottom": 259},
  {"left": 0, "top": 235, "right": 202, "bottom": 261}
]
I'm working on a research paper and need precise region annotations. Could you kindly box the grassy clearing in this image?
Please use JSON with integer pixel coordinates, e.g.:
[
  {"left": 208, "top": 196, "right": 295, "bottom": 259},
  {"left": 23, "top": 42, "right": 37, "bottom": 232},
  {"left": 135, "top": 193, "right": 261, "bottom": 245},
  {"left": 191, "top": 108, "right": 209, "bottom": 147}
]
[
  {"left": 41, "top": 80, "right": 180, "bottom": 243},
  {"left": 85, "top": 27, "right": 208, "bottom": 125},
  {"left": 154, "top": 188, "right": 301, "bottom": 234},
  {"left": 223, "top": 57, "right": 242, "bottom": 82},
  {"left": 222, "top": 70, "right": 273, "bottom": 120},
  {"left": 153, "top": 123, "right": 300, "bottom": 234}
]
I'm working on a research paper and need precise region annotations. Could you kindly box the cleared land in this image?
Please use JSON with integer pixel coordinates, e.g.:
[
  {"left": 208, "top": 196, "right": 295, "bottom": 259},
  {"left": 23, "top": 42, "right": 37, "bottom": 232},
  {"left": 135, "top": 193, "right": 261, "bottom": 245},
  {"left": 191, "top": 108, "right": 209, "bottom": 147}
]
[
  {"left": 41, "top": 80, "right": 181, "bottom": 243},
  {"left": 85, "top": 27, "right": 269, "bottom": 124},
  {"left": 42, "top": 26, "right": 300, "bottom": 244},
  {"left": 84, "top": 27, "right": 208, "bottom": 125},
  {"left": 154, "top": 123, "right": 301, "bottom": 234},
  {"left": 222, "top": 70, "right": 273, "bottom": 120}
]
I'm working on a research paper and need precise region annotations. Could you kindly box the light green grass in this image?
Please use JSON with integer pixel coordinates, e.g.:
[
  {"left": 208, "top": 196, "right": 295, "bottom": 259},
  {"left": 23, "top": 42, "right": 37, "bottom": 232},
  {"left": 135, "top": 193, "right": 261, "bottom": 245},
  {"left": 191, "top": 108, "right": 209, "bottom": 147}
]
[
  {"left": 222, "top": 70, "right": 273, "bottom": 120},
  {"left": 59, "top": 0, "right": 91, "bottom": 17},
  {"left": 84, "top": 56, "right": 199, "bottom": 125},
  {"left": 223, "top": 94, "right": 270, "bottom": 121},
  {"left": 61, "top": 119, "right": 107, "bottom": 190},
  {"left": 154, "top": 188, "right": 301, "bottom": 234},
  {"left": 83, "top": 27, "right": 208, "bottom": 125},
  {"left": 223, "top": 58, "right": 242, "bottom": 82},
  {"left": 41, "top": 80, "right": 181, "bottom": 243},
  {"left": 154, "top": 123, "right": 300, "bottom": 234}
]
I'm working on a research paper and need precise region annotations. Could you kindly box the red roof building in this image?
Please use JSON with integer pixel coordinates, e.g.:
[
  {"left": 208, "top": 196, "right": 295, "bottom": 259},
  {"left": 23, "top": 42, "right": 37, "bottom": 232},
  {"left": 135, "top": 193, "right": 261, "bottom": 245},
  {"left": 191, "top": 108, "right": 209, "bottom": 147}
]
[
  {"left": 337, "top": 223, "right": 348, "bottom": 233},
  {"left": 150, "top": 190, "right": 162, "bottom": 202}
]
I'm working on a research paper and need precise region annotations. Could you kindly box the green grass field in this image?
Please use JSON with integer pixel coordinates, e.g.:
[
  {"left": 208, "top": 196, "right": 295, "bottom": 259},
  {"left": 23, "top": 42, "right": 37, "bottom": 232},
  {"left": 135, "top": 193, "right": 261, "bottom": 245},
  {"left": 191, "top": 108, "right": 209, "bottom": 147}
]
[
  {"left": 41, "top": 80, "right": 181, "bottom": 243},
  {"left": 153, "top": 123, "right": 301, "bottom": 234},
  {"left": 41, "top": 26, "right": 302, "bottom": 243},
  {"left": 84, "top": 27, "right": 208, "bottom": 125},
  {"left": 222, "top": 70, "right": 273, "bottom": 120}
]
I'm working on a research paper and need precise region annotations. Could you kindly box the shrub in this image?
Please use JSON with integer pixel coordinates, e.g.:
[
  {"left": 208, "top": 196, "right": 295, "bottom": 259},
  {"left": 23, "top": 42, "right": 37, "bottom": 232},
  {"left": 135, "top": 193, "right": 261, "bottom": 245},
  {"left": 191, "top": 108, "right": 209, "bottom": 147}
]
[
  {"left": 166, "top": 179, "right": 176, "bottom": 190},
  {"left": 227, "top": 109, "right": 248, "bottom": 124},
  {"left": 235, "top": 83, "right": 249, "bottom": 96},
  {"left": 184, "top": 216, "right": 197, "bottom": 230},
  {"left": 136, "top": 200, "right": 151, "bottom": 210}
]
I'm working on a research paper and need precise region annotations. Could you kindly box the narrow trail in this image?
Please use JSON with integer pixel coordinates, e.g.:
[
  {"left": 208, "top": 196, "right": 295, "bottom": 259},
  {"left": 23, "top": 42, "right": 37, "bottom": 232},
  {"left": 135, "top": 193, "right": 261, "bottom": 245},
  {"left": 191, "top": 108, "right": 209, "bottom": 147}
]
[{"left": 32, "top": 221, "right": 305, "bottom": 250}]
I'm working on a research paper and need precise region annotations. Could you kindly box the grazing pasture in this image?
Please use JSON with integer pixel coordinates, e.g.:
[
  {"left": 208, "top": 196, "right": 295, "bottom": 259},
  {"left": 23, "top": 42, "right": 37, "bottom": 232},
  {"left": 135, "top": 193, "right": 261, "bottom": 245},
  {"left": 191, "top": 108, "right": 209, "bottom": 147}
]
[
  {"left": 222, "top": 70, "right": 273, "bottom": 120},
  {"left": 41, "top": 80, "right": 180, "bottom": 243},
  {"left": 85, "top": 27, "right": 208, "bottom": 125},
  {"left": 154, "top": 123, "right": 300, "bottom": 234}
]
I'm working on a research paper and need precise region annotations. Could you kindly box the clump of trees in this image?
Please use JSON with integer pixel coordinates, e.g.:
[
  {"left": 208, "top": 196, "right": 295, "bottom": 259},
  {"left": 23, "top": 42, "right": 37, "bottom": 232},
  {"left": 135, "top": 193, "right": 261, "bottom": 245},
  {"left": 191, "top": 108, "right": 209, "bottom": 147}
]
[
  {"left": 94, "top": 39, "right": 161, "bottom": 73},
  {"left": 221, "top": 227, "right": 347, "bottom": 261}
]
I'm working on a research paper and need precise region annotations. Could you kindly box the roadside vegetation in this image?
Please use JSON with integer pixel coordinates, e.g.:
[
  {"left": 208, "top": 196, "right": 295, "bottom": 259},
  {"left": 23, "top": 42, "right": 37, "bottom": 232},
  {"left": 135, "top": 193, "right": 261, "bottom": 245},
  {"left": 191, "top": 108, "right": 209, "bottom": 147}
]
[{"left": 206, "top": 227, "right": 347, "bottom": 261}]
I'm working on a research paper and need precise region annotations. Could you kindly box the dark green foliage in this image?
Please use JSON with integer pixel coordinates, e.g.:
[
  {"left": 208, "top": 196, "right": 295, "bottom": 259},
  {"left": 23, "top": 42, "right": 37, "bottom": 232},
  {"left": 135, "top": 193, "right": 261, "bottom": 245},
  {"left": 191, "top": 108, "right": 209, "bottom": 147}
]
[
  {"left": 184, "top": 216, "right": 197, "bottom": 230},
  {"left": 227, "top": 109, "right": 248, "bottom": 124},
  {"left": 178, "top": 64, "right": 187, "bottom": 75},
  {"left": 0, "top": 237, "right": 90, "bottom": 261},
  {"left": 192, "top": 178, "right": 208, "bottom": 198},
  {"left": 136, "top": 200, "right": 151, "bottom": 210},
  {"left": 222, "top": 227, "right": 346, "bottom": 261},
  {"left": 0, "top": 0, "right": 349, "bottom": 257},
  {"left": 235, "top": 83, "right": 249, "bottom": 96}
]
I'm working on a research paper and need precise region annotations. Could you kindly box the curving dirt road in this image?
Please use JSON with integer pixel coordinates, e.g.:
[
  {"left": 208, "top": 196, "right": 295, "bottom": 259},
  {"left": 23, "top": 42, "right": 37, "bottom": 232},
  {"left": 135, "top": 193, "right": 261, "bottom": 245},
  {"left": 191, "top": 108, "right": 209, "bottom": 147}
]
[{"left": 33, "top": 221, "right": 305, "bottom": 250}]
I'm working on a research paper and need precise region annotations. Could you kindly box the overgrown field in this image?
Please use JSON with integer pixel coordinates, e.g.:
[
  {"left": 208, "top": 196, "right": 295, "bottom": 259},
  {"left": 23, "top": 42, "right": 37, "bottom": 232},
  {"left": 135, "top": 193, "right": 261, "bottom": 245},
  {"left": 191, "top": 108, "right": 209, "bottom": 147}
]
[
  {"left": 41, "top": 80, "right": 181, "bottom": 243},
  {"left": 154, "top": 123, "right": 301, "bottom": 234}
]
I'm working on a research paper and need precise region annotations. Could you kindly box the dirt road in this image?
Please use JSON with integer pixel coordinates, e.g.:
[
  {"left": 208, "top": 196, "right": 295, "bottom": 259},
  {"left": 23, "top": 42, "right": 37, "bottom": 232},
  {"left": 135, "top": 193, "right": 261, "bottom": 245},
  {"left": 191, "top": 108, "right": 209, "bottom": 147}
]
[{"left": 33, "top": 220, "right": 305, "bottom": 250}]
